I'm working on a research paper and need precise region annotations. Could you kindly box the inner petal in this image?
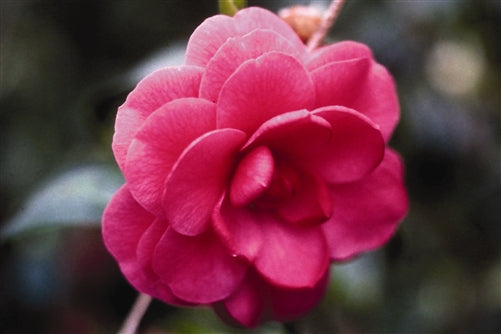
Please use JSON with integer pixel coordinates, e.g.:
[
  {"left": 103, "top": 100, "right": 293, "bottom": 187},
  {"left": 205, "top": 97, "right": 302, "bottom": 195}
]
[
  {"left": 276, "top": 171, "right": 332, "bottom": 226},
  {"left": 230, "top": 146, "right": 274, "bottom": 207},
  {"left": 163, "top": 128, "right": 246, "bottom": 236},
  {"left": 253, "top": 161, "right": 299, "bottom": 209}
]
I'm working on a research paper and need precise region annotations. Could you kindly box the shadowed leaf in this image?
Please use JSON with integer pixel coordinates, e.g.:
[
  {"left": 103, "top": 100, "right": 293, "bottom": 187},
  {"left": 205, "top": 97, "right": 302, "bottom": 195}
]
[{"left": 2, "top": 165, "right": 123, "bottom": 238}]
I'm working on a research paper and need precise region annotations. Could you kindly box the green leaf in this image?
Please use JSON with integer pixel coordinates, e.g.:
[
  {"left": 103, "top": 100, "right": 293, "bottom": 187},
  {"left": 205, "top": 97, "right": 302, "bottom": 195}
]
[
  {"left": 2, "top": 164, "right": 123, "bottom": 239},
  {"left": 218, "top": 0, "right": 246, "bottom": 16}
]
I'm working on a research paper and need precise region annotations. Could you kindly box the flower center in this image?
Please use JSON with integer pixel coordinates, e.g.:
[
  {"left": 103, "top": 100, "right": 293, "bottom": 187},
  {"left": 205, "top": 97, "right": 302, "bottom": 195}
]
[
  {"left": 253, "top": 162, "right": 299, "bottom": 209},
  {"left": 229, "top": 146, "right": 331, "bottom": 225}
]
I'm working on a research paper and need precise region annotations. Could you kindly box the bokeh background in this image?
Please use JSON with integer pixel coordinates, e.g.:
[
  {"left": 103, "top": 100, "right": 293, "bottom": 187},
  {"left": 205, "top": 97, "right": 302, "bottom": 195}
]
[{"left": 1, "top": 0, "right": 500, "bottom": 333}]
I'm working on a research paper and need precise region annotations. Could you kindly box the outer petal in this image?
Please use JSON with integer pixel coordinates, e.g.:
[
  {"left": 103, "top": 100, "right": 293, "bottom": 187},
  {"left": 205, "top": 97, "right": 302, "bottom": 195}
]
[
  {"left": 269, "top": 270, "right": 329, "bottom": 322},
  {"left": 200, "top": 29, "right": 304, "bottom": 102},
  {"left": 119, "top": 262, "right": 187, "bottom": 307},
  {"left": 217, "top": 52, "right": 315, "bottom": 135},
  {"left": 113, "top": 66, "right": 203, "bottom": 170},
  {"left": 312, "top": 106, "right": 385, "bottom": 183},
  {"left": 306, "top": 40, "right": 373, "bottom": 71},
  {"left": 350, "top": 63, "right": 400, "bottom": 141},
  {"left": 233, "top": 7, "right": 305, "bottom": 54},
  {"left": 185, "top": 15, "right": 238, "bottom": 67},
  {"left": 133, "top": 219, "right": 192, "bottom": 306},
  {"left": 322, "top": 149, "right": 409, "bottom": 261},
  {"left": 185, "top": 7, "right": 305, "bottom": 68},
  {"left": 102, "top": 186, "right": 184, "bottom": 305},
  {"left": 125, "top": 67, "right": 203, "bottom": 113},
  {"left": 310, "top": 57, "right": 371, "bottom": 109},
  {"left": 136, "top": 218, "right": 167, "bottom": 268},
  {"left": 217, "top": 268, "right": 329, "bottom": 327},
  {"left": 215, "top": 271, "right": 265, "bottom": 328},
  {"left": 124, "top": 98, "right": 216, "bottom": 215},
  {"left": 152, "top": 228, "right": 248, "bottom": 304},
  {"left": 102, "top": 185, "right": 153, "bottom": 265},
  {"left": 254, "top": 215, "right": 329, "bottom": 289},
  {"left": 311, "top": 58, "right": 399, "bottom": 141},
  {"left": 163, "top": 129, "right": 246, "bottom": 236}
]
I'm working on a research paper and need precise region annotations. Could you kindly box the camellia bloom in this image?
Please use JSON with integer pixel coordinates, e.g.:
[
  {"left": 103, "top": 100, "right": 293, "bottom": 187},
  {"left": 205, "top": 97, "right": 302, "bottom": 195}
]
[{"left": 102, "top": 7, "right": 408, "bottom": 327}]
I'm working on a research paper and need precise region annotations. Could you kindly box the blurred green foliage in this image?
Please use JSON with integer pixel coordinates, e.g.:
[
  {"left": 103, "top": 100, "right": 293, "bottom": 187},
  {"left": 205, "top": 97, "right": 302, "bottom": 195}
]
[{"left": 1, "top": 0, "right": 500, "bottom": 333}]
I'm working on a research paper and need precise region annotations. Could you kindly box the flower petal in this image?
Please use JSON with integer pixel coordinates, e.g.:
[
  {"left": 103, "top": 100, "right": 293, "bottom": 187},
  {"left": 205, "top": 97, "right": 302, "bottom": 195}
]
[
  {"left": 242, "top": 109, "right": 332, "bottom": 157},
  {"left": 163, "top": 129, "right": 246, "bottom": 236},
  {"left": 102, "top": 186, "right": 187, "bottom": 306},
  {"left": 125, "top": 67, "right": 204, "bottom": 114},
  {"left": 234, "top": 7, "right": 305, "bottom": 53},
  {"left": 244, "top": 107, "right": 384, "bottom": 183},
  {"left": 276, "top": 171, "right": 332, "bottom": 226},
  {"left": 216, "top": 271, "right": 265, "bottom": 328},
  {"left": 269, "top": 270, "right": 329, "bottom": 322},
  {"left": 310, "top": 57, "right": 371, "bottom": 108},
  {"left": 350, "top": 63, "right": 400, "bottom": 141},
  {"left": 120, "top": 261, "right": 190, "bottom": 306},
  {"left": 124, "top": 98, "right": 216, "bottom": 215},
  {"left": 306, "top": 40, "right": 373, "bottom": 71},
  {"left": 152, "top": 228, "right": 248, "bottom": 304},
  {"left": 133, "top": 219, "right": 192, "bottom": 306},
  {"left": 185, "top": 7, "right": 305, "bottom": 69},
  {"left": 136, "top": 218, "right": 167, "bottom": 267},
  {"left": 213, "top": 195, "right": 263, "bottom": 262},
  {"left": 230, "top": 145, "right": 274, "bottom": 207},
  {"left": 113, "top": 66, "right": 203, "bottom": 170},
  {"left": 112, "top": 108, "right": 143, "bottom": 173},
  {"left": 322, "top": 149, "right": 409, "bottom": 260},
  {"left": 311, "top": 57, "right": 399, "bottom": 141},
  {"left": 254, "top": 216, "right": 329, "bottom": 288},
  {"left": 218, "top": 268, "right": 329, "bottom": 327},
  {"left": 102, "top": 185, "right": 154, "bottom": 264},
  {"left": 200, "top": 29, "right": 304, "bottom": 102},
  {"left": 312, "top": 106, "right": 385, "bottom": 183},
  {"left": 217, "top": 52, "right": 315, "bottom": 135},
  {"left": 185, "top": 15, "right": 238, "bottom": 67}
]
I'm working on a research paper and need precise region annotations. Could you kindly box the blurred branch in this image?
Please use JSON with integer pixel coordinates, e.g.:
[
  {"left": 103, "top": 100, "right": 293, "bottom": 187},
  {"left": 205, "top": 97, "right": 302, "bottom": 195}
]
[
  {"left": 307, "top": 0, "right": 347, "bottom": 51},
  {"left": 118, "top": 293, "right": 152, "bottom": 334}
]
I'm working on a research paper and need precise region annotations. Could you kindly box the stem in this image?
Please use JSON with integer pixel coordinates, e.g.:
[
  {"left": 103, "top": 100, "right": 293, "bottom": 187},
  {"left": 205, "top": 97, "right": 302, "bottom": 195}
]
[
  {"left": 306, "top": 0, "right": 347, "bottom": 52},
  {"left": 117, "top": 293, "right": 152, "bottom": 334}
]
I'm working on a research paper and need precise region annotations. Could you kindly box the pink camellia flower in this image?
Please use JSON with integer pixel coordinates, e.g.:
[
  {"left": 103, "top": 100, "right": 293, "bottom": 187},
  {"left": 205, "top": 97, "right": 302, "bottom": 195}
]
[{"left": 102, "top": 7, "right": 408, "bottom": 327}]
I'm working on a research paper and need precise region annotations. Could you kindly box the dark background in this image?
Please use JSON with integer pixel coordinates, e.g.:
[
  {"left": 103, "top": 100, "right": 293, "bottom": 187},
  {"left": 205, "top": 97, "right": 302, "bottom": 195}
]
[{"left": 1, "top": 0, "right": 500, "bottom": 333}]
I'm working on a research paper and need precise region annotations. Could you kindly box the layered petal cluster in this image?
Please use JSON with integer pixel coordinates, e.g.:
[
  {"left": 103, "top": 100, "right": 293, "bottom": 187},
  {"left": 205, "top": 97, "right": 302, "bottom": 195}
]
[{"left": 103, "top": 7, "right": 408, "bottom": 327}]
